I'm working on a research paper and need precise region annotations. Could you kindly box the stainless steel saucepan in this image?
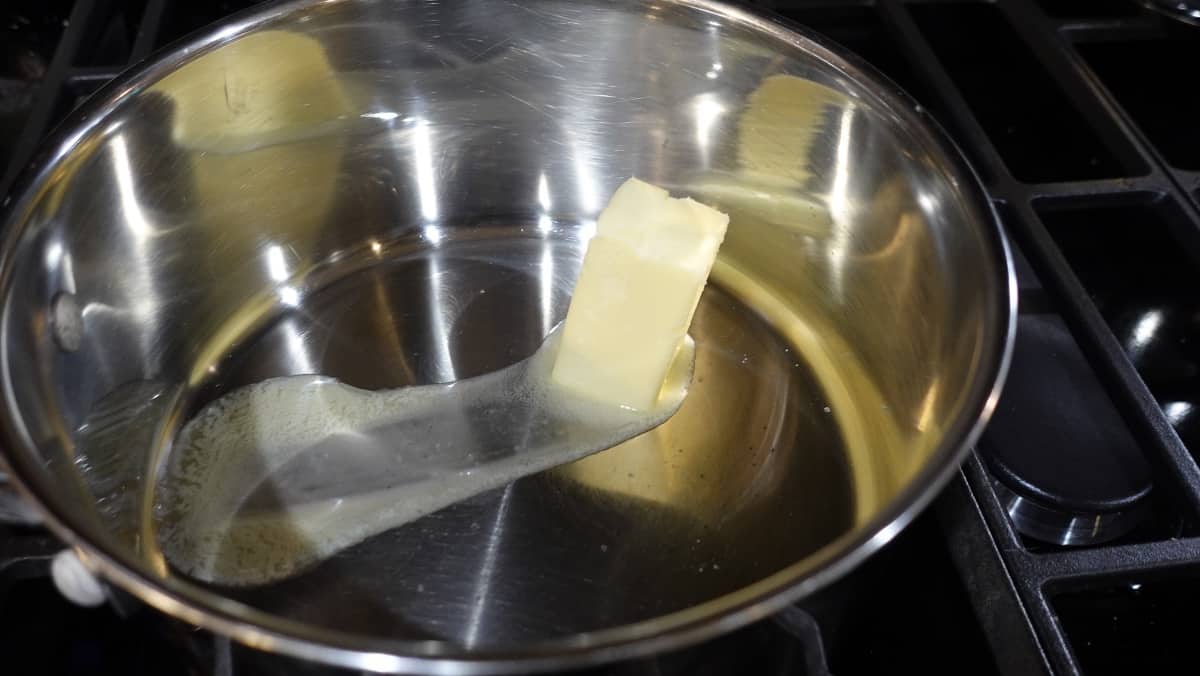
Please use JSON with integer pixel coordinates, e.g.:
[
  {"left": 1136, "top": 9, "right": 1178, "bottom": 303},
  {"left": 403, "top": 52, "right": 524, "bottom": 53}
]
[{"left": 0, "top": 0, "right": 1014, "bottom": 672}]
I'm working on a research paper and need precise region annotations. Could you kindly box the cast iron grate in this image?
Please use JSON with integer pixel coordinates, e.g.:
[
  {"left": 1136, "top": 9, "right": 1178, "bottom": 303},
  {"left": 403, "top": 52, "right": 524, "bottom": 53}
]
[{"left": 758, "top": 2, "right": 1200, "bottom": 675}]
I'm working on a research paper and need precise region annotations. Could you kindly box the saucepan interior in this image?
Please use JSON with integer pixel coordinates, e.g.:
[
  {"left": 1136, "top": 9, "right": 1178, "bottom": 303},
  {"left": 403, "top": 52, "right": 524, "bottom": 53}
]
[{"left": 0, "top": 0, "right": 1012, "bottom": 670}]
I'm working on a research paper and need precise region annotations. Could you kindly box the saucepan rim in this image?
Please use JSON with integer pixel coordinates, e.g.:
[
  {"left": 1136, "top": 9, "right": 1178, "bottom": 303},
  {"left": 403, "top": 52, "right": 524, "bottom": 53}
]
[{"left": 0, "top": 0, "right": 1016, "bottom": 672}]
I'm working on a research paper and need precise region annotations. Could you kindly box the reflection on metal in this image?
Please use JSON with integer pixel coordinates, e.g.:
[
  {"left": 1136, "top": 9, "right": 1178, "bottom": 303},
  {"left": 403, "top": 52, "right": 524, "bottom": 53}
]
[
  {"left": 109, "top": 135, "right": 153, "bottom": 240},
  {"left": 693, "top": 93, "right": 726, "bottom": 165},
  {"left": 362, "top": 111, "right": 399, "bottom": 121},
  {"left": 827, "top": 106, "right": 856, "bottom": 301},
  {"left": 1129, "top": 309, "right": 1163, "bottom": 356},
  {"left": 994, "top": 479, "right": 1144, "bottom": 547},
  {"left": 421, "top": 225, "right": 444, "bottom": 245},
  {"left": 537, "top": 173, "right": 552, "bottom": 211},
  {"left": 1165, "top": 401, "right": 1193, "bottom": 425},
  {"left": 44, "top": 241, "right": 64, "bottom": 273},
  {"left": 573, "top": 150, "right": 600, "bottom": 215},
  {"left": 1138, "top": 0, "right": 1200, "bottom": 25},
  {"left": 108, "top": 133, "right": 161, "bottom": 348},
  {"left": 916, "top": 379, "right": 941, "bottom": 434},
  {"left": 279, "top": 320, "right": 314, "bottom": 374},
  {"left": 265, "top": 245, "right": 290, "bottom": 282},
  {"left": 540, "top": 245, "right": 554, "bottom": 335},
  {"left": 277, "top": 286, "right": 301, "bottom": 308},
  {"left": 266, "top": 245, "right": 300, "bottom": 307},
  {"left": 465, "top": 484, "right": 513, "bottom": 648},
  {"left": 412, "top": 119, "right": 439, "bottom": 223},
  {"left": 426, "top": 252, "right": 456, "bottom": 383}
]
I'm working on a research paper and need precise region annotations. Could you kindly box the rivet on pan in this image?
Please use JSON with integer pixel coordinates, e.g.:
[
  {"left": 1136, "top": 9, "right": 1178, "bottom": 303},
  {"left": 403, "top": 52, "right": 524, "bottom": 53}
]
[{"left": 50, "top": 292, "right": 83, "bottom": 352}]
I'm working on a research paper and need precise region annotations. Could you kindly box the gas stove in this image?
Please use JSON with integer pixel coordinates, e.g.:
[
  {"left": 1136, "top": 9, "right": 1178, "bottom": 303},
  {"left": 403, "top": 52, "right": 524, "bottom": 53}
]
[{"left": 2, "top": 1, "right": 1198, "bottom": 674}]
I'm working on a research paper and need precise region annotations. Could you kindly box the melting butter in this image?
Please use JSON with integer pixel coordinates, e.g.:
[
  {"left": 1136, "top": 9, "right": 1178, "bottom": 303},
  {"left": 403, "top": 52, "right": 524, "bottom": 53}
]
[{"left": 155, "top": 328, "right": 693, "bottom": 587}]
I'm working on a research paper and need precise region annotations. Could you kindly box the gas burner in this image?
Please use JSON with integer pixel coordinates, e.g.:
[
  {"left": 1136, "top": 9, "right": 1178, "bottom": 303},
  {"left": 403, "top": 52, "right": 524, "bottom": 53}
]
[{"left": 980, "top": 313, "right": 1152, "bottom": 546}]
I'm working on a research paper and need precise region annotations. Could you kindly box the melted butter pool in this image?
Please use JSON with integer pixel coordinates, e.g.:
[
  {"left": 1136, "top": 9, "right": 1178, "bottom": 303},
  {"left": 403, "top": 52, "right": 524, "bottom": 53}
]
[{"left": 156, "top": 327, "right": 693, "bottom": 586}]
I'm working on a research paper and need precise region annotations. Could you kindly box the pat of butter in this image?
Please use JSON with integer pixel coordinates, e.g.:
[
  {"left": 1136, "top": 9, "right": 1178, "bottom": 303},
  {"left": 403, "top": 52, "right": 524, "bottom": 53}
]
[{"left": 551, "top": 178, "right": 729, "bottom": 410}]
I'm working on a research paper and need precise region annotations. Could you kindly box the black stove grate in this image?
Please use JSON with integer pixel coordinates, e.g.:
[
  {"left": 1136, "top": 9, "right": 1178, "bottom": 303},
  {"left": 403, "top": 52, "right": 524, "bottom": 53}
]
[
  {"left": 2, "top": 1, "right": 1200, "bottom": 675},
  {"left": 765, "top": 2, "right": 1200, "bottom": 674}
]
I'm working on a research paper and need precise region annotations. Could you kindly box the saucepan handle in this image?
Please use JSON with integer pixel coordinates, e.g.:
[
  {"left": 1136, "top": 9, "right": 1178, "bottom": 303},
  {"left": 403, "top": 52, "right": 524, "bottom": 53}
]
[
  {"left": 50, "top": 549, "right": 108, "bottom": 607},
  {"left": 0, "top": 470, "right": 108, "bottom": 607}
]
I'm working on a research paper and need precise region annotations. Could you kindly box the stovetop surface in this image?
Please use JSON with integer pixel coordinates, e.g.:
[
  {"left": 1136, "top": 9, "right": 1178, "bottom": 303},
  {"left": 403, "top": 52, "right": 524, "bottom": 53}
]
[
  {"left": 2, "top": 1, "right": 1200, "bottom": 674},
  {"left": 0, "top": 516, "right": 998, "bottom": 675}
]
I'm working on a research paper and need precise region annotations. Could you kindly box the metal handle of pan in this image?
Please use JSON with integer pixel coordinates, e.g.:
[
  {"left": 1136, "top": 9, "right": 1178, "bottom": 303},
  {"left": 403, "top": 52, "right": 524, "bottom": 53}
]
[{"left": 0, "top": 472, "right": 107, "bottom": 607}]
